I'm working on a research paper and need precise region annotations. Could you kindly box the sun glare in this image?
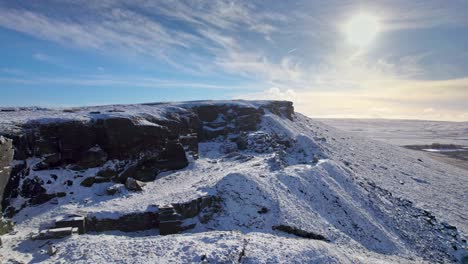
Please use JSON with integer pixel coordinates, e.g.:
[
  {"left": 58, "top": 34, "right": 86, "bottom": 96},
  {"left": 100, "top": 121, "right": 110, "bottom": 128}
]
[{"left": 344, "top": 13, "right": 380, "bottom": 47}]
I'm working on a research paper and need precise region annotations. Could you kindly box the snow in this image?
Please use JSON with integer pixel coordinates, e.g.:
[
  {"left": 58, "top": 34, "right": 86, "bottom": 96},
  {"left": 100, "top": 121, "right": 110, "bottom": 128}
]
[
  {"left": 318, "top": 118, "right": 468, "bottom": 146},
  {"left": 0, "top": 100, "right": 272, "bottom": 129},
  {"left": 422, "top": 148, "right": 466, "bottom": 152},
  {"left": 0, "top": 102, "right": 466, "bottom": 263}
]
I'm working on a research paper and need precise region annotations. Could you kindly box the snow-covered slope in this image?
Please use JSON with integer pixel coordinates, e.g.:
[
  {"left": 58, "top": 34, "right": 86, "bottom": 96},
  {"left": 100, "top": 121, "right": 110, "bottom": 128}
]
[{"left": 0, "top": 101, "right": 466, "bottom": 263}]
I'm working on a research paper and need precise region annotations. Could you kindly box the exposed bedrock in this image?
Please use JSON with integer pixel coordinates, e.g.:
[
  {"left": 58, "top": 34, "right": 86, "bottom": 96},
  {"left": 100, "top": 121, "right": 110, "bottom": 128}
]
[
  {"left": 0, "top": 101, "right": 294, "bottom": 215},
  {"left": 0, "top": 136, "right": 14, "bottom": 212}
]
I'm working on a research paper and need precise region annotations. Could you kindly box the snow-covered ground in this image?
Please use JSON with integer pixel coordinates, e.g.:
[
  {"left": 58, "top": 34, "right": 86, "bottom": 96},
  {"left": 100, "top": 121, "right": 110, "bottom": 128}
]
[
  {"left": 318, "top": 118, "right": 468, "bottom": 146},
  {"left": 0, "top": 103, "right": 467, "bottom": 263}
]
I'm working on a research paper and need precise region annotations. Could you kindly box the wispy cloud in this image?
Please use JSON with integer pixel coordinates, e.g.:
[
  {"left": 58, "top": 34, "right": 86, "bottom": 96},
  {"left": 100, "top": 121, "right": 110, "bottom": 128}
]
[
  {"left": 0, "top": 1, "right": 467, "bottom": 120},
  {"left": 0, "top": 1, "right": 282, "bottom": 75},
  {"left": 0, "top": 74, "right": 260, "bottom": 91},
  {"left": 1, "top": 68, "right": 25, "bottom": 75}
]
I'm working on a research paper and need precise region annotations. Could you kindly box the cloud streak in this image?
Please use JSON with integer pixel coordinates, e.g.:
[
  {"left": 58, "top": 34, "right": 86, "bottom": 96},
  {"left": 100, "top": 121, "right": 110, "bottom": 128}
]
[{"left": 0, "top": 1, "right": 467, "bottom": 120}]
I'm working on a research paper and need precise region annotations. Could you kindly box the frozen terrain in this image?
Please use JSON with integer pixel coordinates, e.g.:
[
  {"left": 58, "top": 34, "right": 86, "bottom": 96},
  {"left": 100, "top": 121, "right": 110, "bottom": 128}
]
[
  {"left": 318, "top": 118, "right": 468, "bottom": 146},
  {"left": 0, "top": 101, "right": 466, "bottom": 263}
]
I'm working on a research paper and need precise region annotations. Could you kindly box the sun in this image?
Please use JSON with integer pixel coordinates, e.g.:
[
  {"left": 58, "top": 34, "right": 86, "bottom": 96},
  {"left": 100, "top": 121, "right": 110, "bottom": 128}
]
[{"left": 343, "top": 13, "right": 380, "bottom": 47}]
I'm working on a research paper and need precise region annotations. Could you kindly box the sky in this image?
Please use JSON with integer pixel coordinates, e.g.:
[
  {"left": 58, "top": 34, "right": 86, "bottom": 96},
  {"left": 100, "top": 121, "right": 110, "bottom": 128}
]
[{"left": 0, "top": 0, "right": 467, "bottom": 121}]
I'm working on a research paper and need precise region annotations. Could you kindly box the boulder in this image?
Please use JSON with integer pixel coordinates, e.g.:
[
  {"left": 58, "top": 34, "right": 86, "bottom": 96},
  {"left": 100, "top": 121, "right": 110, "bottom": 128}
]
[
  {"left": 0, "top": 218, "right": 14, "bottom": 235},
  {"left": 106, "top": 184, "right": 124, "bottom": 195},
  {"left": 30, "top": 193, "right": 56, "bottom": 205},
  {"left": 54, "top": 215, "right": 86, "bottom": 234},
  {"left": 47, "top": 244, "right": 57, "bottom": 256},
  {"left": 125, "top": 177, "right": 145, "bottom": 192},
  {"left": 34, "top": 226, "right": 78, "bottom": 240},
  {"left": 80, "top": 177, "right": 96, "bottom": 187},
  {"left": 20, "top": 177, "right": 46, "bottom": 198},
  {"left": 35, "top": 153, "right": 62, "bottom": 170},
  {"left": 80, "top": 176, "right": 110, "bottom": 187},
  {"left": 156, "top": 142, "right": 188, "bottom": 171}
]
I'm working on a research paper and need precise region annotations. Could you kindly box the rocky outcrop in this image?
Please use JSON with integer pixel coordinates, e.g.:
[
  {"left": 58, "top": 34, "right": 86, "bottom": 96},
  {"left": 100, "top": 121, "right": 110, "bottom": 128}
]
[
  {"left": 86, "top": 212, "right": 159, "bottom": 232},
  {"left": 194, "top": 104, "right": 264, "bottom": 140},
  {"left": 263, "top": 101, "right": 294, "bottom": 120},
  {"left": 0, "top": 101, "right": 294, "bottom": 215},
  {"left": 0, "top": 136, "right": 14, "bottom": 212},
  {"left": 35, "top": 195, "right": 220, "bottom": 237},
  {"left": 24, "top": 117, "right": 169, "bottom": 169},
  {"left": 1, "top": 160, "right": 27, "bottom": 217}
]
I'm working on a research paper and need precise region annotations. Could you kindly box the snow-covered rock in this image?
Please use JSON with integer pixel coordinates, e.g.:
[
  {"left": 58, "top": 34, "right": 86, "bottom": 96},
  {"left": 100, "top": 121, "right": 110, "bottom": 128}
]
[{"left": 0, "top": 100, "right": 466, "bottom": 263}]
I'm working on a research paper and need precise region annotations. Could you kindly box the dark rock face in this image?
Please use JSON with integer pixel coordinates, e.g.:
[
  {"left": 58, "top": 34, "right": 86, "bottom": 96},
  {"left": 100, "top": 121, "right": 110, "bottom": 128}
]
[
  {"left": 86, "top": 212, "right": 159, "bottom": 232},
  {"left": 73, "top": 145, "right": 108, "bottom": 169},
  {"left": 24, "top": 117, "right": 169, "bottom": 169},
  {"left": 156, "top": 142, "right": 188, "bottom": 171},
  {"left": 119, "top": 142, "right": 188, "bottom": 182},
  {"left": 120, "top": 158, "right": 159, "bottom": 182},
  {"left": 30, "top": 192, "right": 59, "bottom": 205},
  {"left": 159, "top": 195, "right": 219, "bottom": 235},
  {"left": 179, "top": 133, "right": 198, "bottom": 158},
  {"left": 1, "top": 161, "right": 27, "bottom": 216},
  {"left": 93, "top": 117, "right": 168, "bottom": 159},
  {"left": 0, "top": 136, "right": 14, "bottom": 212},
  {"left": 272, "top": 225, "right": 327, "bottom": 241},
  {"left": 172, "top": 195, "right": 215, "bottom": 219},
  {"left": 31, "top": 121, "right": 96, "bottom": 166},
  {"left": 263, "top": 101, "right": 294, "bottom": 120},
  {"left": 194, "top": 104, "right": 265, "bottom": 140}
]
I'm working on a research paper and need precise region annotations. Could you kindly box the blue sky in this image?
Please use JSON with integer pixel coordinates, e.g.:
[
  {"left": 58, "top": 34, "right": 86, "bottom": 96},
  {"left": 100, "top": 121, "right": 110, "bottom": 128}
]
[{"left": 0, "top": 0, "right": 467, "bottom": 121}]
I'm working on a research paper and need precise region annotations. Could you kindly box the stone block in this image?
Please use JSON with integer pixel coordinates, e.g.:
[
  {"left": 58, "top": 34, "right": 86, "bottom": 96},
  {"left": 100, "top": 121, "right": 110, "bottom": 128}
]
[
  {"left": 55, "top": 215, "right": 86, "bottom": 234},
  {"left": 34, "top": 227, "right": 78, "bottom": 240}
]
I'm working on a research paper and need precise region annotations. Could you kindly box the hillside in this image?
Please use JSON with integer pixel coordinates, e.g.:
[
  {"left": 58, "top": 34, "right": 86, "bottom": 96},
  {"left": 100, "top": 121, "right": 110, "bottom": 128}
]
[{"left": 0, "top": 100, "right": 466, "bottom": 263}]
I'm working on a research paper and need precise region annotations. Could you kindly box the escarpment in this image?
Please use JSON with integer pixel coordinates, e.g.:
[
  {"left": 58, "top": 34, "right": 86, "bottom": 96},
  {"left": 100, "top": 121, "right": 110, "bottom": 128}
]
[
  {"left": 0, "top": 100, "right": 466, "bottom": 263},
  {"left": 0, "top": 100, "right": 293, "bottom": 215}
]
